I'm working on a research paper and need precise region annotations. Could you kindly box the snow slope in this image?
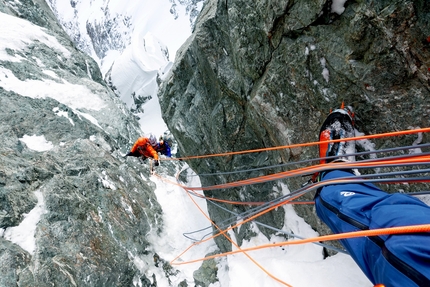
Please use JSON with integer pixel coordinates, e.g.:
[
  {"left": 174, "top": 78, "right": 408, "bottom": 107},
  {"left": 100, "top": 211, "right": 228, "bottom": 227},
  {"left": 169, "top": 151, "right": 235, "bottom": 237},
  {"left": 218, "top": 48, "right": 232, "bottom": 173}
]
[{"left": 46, "top": 0, "right": 202, "bottom": 136}]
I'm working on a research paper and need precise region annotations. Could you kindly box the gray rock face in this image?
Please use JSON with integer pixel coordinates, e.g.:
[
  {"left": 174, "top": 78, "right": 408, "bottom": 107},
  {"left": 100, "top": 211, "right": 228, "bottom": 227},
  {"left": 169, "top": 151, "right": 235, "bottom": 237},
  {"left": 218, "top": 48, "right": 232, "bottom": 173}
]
[
  {"left": 0, "top": 1, "right": 179, "bottom": 286},
  {"left": 159, "top": 0, "right": 430, "bottom": 252}
]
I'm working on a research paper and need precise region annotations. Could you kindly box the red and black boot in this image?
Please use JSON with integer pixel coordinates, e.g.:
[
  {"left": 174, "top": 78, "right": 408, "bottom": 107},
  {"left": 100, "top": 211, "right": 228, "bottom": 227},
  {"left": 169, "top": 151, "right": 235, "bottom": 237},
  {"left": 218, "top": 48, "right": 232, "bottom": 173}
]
[{"left": 319, "top": 107, "right": 355, "bottom": 164}]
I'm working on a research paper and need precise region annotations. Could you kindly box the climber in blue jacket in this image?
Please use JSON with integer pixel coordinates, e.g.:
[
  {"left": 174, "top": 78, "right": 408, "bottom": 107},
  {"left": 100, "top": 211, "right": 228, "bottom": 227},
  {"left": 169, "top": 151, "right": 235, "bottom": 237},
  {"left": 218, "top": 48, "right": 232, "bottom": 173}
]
[
  {"left": 155, "top": 136, "right": 171, "bottom": 157},
  {"left": 314, "top": 108, "right": 430, "bottom": 287}
]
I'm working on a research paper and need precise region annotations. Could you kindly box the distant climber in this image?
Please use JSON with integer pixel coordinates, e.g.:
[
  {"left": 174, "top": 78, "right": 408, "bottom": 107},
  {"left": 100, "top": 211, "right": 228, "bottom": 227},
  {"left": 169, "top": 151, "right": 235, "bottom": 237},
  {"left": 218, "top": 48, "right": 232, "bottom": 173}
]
[
  {"left": 314, "top": 107, "right": 430, "bottom": 287},
  {"left": 126, "top": 134, "right": 159, "bottom": 166},
  {"left": 156, "top": 136, "right": 171, "bottom": 157}
]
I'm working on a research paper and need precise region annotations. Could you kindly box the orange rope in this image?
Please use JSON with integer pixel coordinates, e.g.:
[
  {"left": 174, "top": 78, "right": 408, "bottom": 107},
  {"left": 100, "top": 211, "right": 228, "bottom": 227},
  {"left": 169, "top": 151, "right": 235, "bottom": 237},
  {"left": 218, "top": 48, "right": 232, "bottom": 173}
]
[
  {"left": 167, "top": 174, "right": 430, "bottom": 267},
  {"left": 171, "top": 224, "right": 430, "bottom": 265},
  {"left": 155, "top": 171, "right": 286, "bottom": 246},
  {"left": 173, "top": 154, "right": 430, "bottom": 191},
  {"left": 169, "top": 180, "right": 293, "bottom": 286},
  {"left": 153, "top": 155, "right": 430, "bottom": 257},
  {"left": 153, "top": 173, "right": 262, "bottom": 205},
  {"left": 162, "top": 127, "right": 430, "bottom": 161},
  {"left": 153, "top": 153, "right": 430, "bottom": 207},
  {"left": 156, "top": 172, "right": 315, "bottom": 206},
  {"left": 152, "top": 128, "right": 430, "bottom": 285},
  {"left": 170, "top": 197, "right": 300, "bottom": 263}
]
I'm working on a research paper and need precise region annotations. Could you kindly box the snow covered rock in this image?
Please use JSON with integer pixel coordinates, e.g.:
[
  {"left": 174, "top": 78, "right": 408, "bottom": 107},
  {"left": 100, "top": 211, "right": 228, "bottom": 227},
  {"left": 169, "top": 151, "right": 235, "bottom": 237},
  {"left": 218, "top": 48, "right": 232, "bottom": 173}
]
[
  {"left": 0, "top": 1, "right": 176, "bottom": 286},
  {"left": 46, "top": 0, "right": 205, "bottom": 136}
]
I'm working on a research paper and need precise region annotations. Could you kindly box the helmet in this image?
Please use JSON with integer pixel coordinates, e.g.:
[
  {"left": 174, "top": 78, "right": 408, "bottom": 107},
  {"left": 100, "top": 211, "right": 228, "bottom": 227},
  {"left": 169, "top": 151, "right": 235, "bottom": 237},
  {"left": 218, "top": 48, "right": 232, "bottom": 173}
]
[{"left": 149, "top": 134, "right": 157, "bottom": 146}]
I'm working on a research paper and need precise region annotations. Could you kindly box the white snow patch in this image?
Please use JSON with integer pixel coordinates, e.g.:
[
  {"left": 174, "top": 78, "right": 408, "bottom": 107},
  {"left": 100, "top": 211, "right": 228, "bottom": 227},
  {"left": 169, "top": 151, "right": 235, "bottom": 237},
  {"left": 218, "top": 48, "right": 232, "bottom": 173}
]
[
  {"left": 19, "top": 134, "right": 54, "bottom": 151},
  {"left": 0, "top": 67, "right": 106, "bottom": 111},
  {"left": 320, "top": 57, "right": 330, "bottom": 83},
  {"left": 0, "top": 12, "right": 71, "bottom": 62},
  {"left": 99, "top": 171, "right": 117, "bottom": 190},
  {"left": 331, "top": 0, "right": 348, "bottom": 15},
  {"left": 110, "top": 32, "right": 170, "bottom": 135},
  {"left": 3, "top": 191, "right": 48, "bottom": 254},
  {"left": 43, "top": 70, "right": 59, "bottom": 79},
  {"left": 408, "top": 126, "right": 423, "bottom": 154},
  {"left": 121, "top": 198, "right": 134, "bottom": 219},
  {"left": 148, "top": 166, "right": 217, "bottom": 284},
  {"left": 53, "top": 107, "right": 74, "bottom": 126},
  {"left": 74, "top": 110, "right": 103, "bottom": 129}
]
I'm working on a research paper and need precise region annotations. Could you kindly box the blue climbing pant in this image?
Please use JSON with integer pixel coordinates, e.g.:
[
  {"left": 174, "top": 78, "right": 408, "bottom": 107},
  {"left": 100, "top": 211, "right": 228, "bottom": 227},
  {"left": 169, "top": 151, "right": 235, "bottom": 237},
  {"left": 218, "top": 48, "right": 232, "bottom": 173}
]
[{"left": 315, "top": 170, "right": 430, "bottom": 287}]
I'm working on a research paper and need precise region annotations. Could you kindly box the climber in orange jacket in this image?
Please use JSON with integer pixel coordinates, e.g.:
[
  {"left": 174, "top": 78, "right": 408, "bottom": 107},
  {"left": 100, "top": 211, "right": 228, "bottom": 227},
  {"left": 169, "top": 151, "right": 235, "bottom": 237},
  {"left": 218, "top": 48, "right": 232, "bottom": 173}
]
[{"left": 126, "top": 134, "right": 159, "bottom": 166}]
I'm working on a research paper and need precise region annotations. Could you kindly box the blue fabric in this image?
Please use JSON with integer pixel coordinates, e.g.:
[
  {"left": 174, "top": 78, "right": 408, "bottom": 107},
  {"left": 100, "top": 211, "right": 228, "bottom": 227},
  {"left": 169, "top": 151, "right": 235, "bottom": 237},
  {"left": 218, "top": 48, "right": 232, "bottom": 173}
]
[
  {"left": 156, "top": 142, "right": 171, "bottom": 157},
  {"left": 315, "top": 170, "right": 430, "bottom": 287}
]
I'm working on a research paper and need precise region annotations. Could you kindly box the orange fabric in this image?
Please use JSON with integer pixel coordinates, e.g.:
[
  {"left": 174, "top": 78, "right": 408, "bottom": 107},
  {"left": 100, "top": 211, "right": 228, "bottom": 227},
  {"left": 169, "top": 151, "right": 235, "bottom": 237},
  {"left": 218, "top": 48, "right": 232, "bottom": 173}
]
[
  {"left": 319, "top": 129, "right": 331, "bottom": 163},
  {"left": 130, "top": 137, "right": 159, "bottom": 160}
]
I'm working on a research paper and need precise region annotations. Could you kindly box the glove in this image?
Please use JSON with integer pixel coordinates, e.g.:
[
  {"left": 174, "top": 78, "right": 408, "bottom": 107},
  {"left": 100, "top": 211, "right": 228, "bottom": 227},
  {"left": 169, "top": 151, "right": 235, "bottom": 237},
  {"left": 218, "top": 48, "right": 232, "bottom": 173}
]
[
  {"left": 154, "top": 160, "right": 159, "bottom": 166},
  {"left": 127, "top": 151, "right": 140, "bottom": 158}
]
